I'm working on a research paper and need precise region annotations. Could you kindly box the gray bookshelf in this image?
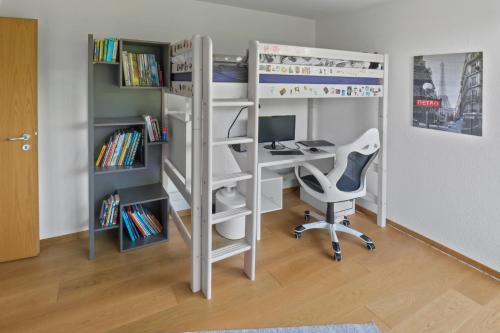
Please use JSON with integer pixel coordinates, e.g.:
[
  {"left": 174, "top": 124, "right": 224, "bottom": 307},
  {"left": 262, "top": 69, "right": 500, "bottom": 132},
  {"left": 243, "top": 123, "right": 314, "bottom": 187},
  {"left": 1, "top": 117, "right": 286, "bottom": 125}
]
[{"left": 88, "top": 34, "right": 170, "bottom": 259}]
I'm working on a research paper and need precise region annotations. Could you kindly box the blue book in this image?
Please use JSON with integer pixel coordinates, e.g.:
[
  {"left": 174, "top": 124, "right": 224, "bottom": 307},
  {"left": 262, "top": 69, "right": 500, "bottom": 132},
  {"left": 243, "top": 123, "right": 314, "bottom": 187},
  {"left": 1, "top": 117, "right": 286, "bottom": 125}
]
[
  {"left": 106, "top": 38, "right": 114, "bottom": 62},
  {"left": 127, "top": 131, "right": 141, "bottom": 166},
  {"left": 121, "top": 210, "right": 135, "bottom": 242},
  {"left": 124, "top": 131, "right": 138, "bottom": 166},
  {"left": 131, "top": 208, "right": 151, "bottom": 236},
  {"left": 134, "top": 206, "right": 155, "bottom": 235},
  {"left": 149, "top": 55, "right": 160, "bottom": 87}
]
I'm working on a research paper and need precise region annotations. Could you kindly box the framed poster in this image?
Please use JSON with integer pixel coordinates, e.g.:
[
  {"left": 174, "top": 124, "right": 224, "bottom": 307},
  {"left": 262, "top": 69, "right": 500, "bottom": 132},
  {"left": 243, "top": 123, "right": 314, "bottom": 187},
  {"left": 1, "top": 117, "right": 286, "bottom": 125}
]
[{"left": 413, "top": 52, "right": 483, "bottom": 136}]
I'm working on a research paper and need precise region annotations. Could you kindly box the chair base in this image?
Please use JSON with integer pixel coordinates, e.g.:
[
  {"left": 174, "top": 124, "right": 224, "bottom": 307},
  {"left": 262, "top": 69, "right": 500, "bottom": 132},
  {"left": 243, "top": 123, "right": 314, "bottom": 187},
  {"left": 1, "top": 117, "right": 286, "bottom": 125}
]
[{"left": 294, "top": 210, "right": 375, "bottom": 261}]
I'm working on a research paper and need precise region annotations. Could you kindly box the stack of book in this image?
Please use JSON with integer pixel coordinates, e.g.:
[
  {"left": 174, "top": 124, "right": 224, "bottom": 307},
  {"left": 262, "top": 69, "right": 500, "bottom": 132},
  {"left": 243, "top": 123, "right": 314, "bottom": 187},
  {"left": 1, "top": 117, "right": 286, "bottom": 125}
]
[
  {"left": 144, "top": 115, "right": 161, "bottom": 142},
  {"left": 121, "top": 205, "right": 163, "bottom": 241},
  {"left": 98, "top": 194, "right": 120, "bottom": 227},
  {"left": 93, "top": 38, "right": 118, "bottom": 63},
  {"left": 121, "top": 51, "right": 161, "bottom": 87},
  {"left": 95, "top": 129, "right": 142, "bottom": 168}
]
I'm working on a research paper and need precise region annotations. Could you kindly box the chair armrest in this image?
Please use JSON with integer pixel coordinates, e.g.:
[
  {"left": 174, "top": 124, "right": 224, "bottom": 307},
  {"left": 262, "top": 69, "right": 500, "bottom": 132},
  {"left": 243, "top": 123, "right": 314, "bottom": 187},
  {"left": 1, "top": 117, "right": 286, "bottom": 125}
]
[{"left": 294, "top": 162, "right": 333, "bottom": 194}]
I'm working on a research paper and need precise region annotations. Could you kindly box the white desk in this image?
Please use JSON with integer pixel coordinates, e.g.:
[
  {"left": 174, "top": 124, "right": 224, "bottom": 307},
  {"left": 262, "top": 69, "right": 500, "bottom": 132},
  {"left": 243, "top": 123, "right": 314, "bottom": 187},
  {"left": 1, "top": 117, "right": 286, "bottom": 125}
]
[
  {"left": 256, "top": 142, "right": 336, "bottom": 240},
  {"left": 233, "top": 141, "right": 336, "bottom": 240}
]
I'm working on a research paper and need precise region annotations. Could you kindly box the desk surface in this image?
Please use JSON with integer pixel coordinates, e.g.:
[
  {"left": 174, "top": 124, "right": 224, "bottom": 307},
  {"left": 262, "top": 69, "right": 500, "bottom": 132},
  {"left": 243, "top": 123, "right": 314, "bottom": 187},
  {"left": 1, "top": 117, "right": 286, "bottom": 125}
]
[{"left": 258, "top": 141, "right": 335, "bottom": 168}]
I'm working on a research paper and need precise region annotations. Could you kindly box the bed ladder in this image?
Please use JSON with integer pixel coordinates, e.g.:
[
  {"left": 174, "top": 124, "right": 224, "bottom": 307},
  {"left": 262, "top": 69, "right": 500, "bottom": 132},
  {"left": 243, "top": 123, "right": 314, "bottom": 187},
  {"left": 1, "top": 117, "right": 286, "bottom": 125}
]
[{"left": 200, "top": 37, "right": 259, "bottom": 299}]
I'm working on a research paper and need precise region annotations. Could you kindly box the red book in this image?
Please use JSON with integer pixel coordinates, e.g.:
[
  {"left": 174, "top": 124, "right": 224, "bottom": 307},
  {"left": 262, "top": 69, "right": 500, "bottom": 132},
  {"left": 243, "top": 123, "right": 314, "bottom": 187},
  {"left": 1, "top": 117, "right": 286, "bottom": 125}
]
[
  {"left": 104, "top": 133, "right": 119, "bottom": 167},
  {"left": 127, "top": 207, "right": 146, "bottom": 237}
]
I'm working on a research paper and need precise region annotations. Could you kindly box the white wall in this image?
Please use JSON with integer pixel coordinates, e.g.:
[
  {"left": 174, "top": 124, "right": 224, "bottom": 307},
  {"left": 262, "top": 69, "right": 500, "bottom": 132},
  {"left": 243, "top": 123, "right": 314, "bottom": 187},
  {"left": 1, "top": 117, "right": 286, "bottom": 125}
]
[
  {"left": 0, "top": 0, "right": 315, "bottom": 239},
  {"left": 315, "top": 0, "right": 500, "bottom": 271}
]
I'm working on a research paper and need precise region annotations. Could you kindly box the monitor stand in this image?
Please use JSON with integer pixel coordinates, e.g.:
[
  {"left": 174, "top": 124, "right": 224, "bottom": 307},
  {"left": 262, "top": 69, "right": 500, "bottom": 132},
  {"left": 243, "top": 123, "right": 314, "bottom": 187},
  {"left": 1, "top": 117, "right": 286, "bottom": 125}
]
[{"left": 263, "top": 140, "right": 285, "bottom": 150}]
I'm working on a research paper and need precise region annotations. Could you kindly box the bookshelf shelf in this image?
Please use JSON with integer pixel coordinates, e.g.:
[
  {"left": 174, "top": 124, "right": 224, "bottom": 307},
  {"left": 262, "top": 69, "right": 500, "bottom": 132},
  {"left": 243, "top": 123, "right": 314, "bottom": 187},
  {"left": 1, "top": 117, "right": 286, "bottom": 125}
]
[
  {"left": 95, "top": 223, "right": 119, "bottom": 232},
  {"left": 93, "top": 116, "right": 145, "bottom": 127},
  {"left": 88, "top": 34, "right": 169, "bottom": 259},
  {"left": 121, "top": 232, "right": 168, "bottom": 252},
  {"left": 119, "top": 86, "right": 163, "bottom": 90},
  {"left": 93, "top": 61, "right": 119, "bottom": 65},
  {"left": 147, "top": 141, "right": 166, "bottom": 146},
  {"left": 94, "top": 164, "right": 146, "bottom": 175},
  {"left": 118, "top": 183, "right": 168, "bottom": 206}
]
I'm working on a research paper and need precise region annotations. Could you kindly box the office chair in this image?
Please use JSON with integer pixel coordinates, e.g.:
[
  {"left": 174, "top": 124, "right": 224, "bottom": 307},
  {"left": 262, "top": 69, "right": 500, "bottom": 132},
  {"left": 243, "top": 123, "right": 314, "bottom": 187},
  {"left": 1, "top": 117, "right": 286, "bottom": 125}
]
[{"left": 294, "top": 128, "right": 380, "bottom": 261}]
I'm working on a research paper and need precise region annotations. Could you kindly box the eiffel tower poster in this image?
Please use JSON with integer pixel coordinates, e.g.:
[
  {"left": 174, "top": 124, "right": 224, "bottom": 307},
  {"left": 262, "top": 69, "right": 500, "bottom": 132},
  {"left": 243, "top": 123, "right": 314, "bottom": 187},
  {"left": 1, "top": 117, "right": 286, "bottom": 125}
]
[{"left": 413, "top": 52, "right": 483, "bottom": 136}]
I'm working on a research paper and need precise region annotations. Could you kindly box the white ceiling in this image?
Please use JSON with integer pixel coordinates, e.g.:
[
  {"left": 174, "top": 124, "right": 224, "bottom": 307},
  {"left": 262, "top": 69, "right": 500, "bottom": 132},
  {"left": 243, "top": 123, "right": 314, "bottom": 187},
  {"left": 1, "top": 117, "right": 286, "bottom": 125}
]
[{"left": 197, "top": 0, "right": 395, "bottom": 19}]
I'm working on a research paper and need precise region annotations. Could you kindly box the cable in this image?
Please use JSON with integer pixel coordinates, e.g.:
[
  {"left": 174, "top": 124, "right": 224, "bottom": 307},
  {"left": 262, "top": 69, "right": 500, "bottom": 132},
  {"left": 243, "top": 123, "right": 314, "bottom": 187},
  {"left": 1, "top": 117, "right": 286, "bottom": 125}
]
[
  {"left": 227, "top": 106, "right": 248, "bottom": 153},
  {"left": 227, "top": 106, "right": 248, "bottom": 138}
]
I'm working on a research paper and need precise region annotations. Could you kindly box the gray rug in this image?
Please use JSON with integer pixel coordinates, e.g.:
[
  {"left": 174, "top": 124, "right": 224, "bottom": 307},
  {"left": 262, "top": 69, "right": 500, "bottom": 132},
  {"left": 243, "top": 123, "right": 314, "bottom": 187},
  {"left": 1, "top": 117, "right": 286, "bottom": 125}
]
[{"left": 191, "top": 323, "right": 380, "bottom": 333}]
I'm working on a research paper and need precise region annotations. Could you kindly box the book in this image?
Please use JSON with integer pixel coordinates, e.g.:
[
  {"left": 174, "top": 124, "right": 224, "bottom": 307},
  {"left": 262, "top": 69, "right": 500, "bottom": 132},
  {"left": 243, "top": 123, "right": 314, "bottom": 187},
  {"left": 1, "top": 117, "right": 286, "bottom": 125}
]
[
  {"left": 121, "top": 51, "right": 131, "bottom": 86},
  {"left": 122, "top": 204, "right": 163, "bottom": 241},
  {"left": 93, "top": 38, "right": 118, "bottom": 63},
  {"left": 95, "top": 128, "right": 142, "bottom": 168},
  {"left": 121, "top": 52, "right": 161, "bottom": 87},
  {"left": 95, "top": 144, "right": 107, "bottom": 167}
]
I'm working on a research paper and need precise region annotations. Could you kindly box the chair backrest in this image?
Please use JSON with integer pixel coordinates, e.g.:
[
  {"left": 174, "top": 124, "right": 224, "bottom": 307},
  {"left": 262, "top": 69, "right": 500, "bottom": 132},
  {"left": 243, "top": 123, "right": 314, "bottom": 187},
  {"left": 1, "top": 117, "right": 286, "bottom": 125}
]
[{"left": 328, "top": 128, "right": 380, "bottom": 196}]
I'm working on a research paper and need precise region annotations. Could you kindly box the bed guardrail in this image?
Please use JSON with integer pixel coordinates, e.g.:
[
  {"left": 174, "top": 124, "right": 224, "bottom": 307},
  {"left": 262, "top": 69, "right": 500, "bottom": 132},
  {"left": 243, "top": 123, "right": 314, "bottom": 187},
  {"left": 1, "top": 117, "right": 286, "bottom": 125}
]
[{"left": 257, "top": 43, "right": 385, "bottom": 98}]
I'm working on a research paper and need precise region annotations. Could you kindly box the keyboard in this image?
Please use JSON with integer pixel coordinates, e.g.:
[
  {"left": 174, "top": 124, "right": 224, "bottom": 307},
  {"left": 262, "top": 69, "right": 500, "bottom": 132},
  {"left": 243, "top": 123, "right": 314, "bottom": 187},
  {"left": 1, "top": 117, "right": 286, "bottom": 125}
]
[{"left": 270, "top": 150, "right": 304, "bottom": 156}]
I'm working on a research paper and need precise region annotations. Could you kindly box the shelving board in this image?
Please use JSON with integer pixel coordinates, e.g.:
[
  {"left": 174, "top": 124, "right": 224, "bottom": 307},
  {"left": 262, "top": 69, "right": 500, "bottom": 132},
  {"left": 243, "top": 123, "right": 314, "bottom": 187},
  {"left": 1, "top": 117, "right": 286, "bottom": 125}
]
[
  {"left": 121, "top": 232, "right": 168, "bottom": 252},
  {"left": 118, "top": 183, "right": 168, "bottom": 206},
  {"left": 94, "top": 164, "right": 146, "bottom": 175},
  {"left": 94, "top": 116, "right": 145, "bottom": 127}
]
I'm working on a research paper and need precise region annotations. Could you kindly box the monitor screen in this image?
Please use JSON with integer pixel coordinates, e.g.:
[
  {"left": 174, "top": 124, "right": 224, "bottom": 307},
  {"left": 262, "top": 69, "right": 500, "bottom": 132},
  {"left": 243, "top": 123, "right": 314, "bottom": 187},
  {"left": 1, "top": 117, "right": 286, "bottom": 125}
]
[{"left": 258, "top": 115, "right": 296, "bottom": 143}]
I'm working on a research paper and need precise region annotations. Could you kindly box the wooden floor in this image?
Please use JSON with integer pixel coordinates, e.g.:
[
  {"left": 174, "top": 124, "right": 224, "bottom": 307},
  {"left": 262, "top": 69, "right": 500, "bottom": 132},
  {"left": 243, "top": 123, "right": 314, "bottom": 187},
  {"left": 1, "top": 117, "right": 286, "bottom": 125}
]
[{"left": 1, "top": 190, "right": 499, "bottom": 333}]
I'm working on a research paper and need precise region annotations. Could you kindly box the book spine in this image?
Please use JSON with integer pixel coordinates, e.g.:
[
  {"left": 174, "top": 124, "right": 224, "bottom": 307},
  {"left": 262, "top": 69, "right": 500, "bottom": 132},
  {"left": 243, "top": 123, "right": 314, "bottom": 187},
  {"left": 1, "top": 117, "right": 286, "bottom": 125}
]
[
  {"left": 124, "top": 131, "right": 136, "bottom": 166},
  {"left": 104, "top": 133, "right": 119, "bottom": 167},
  {"left": 121, "top": 51, "right": 130, "bottom": 86},
  {"left": 131, "top": 53, "right": 139, "bottom": 86},
  {"left": 104, "top": 196, "right": 113, "bottom": 226},
  {"left": 144, "top": 115, "right": 155, "bottom": 142},
  {"left": 144, "top": 207, "right": 163, "bottom": 232},
  {"left": 121, "top": 210, "right": 135, "bottom": 242},
  {"left": 118, "top": 132, "right": 131, "bottom": 166},
  {"left": 140, "top": 206, "right": 161, "bottom": 233},
  {"left": 128, "top": 131, "right": 141, "bottom": 166},
  {"left": 110, "top": 132, "right": 125, "bottom": 166},
  {"left": 135, "top": 206, "right": 156, "bottom": 234},
  {"left": 112, "top": 39, "right": 118, "bottom": 62},
  {"left": 100, "top": 137, "right": 113, "bottom": 168},
  {"left": 95, "top": 144, "right": 107, "bottom": 167},
  {"left": 127, "top": 207, "right": 146, "bottom": 237}
]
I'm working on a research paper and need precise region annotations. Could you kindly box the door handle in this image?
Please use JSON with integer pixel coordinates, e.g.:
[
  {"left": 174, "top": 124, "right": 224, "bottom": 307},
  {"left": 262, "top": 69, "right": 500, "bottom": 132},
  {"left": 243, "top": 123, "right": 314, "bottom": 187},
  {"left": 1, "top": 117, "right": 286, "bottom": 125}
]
[{"left": 8, "top": 133, "right": 31, "bottom": 141}]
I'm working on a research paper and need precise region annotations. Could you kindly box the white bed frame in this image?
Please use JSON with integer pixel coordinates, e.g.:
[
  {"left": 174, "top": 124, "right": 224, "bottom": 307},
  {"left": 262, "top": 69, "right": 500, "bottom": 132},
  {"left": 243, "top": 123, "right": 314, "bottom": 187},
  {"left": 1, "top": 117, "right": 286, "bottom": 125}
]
[{"left": 162, "top": 35, "right": 388, "bottom": 299}]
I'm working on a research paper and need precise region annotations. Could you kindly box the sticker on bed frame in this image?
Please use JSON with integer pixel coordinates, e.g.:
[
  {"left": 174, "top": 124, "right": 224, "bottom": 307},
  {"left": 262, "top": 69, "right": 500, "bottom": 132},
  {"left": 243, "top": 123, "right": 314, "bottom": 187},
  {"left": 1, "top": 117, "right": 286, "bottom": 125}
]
[
  {"left": 171, "top": 39, "right": 193, "bottom": 57},
  {"left": 260, "top": 84, "right": 383, "bottom": 98},
  {"left": 258, "top": 64, "right": 383, "bottom": 78}
]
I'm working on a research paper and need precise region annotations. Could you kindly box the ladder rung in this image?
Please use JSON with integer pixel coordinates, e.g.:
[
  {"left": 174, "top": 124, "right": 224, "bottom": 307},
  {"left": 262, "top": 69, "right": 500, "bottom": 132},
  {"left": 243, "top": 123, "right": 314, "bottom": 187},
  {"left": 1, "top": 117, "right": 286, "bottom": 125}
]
[
  {"left": 212, "top": 207, "right": 252, "bottom": 225},
  {"left": 211, "top": 240, "right": 251, "bottom": 263},
  {"left": 213, "top": 137, "right": 253, "bottom": 146},
  {"left": 213, "top": 99, "right": 254, "bottom": 108},
  {"left": 212, "top": 172, "right": 252, "bottom": 187}
]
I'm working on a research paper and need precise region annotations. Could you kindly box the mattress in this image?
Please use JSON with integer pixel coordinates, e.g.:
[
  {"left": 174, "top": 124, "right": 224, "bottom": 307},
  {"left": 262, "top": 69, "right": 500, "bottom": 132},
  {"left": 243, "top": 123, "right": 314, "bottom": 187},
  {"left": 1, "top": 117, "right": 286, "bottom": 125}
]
[{"left": 172, "top": 63, "right": 248, "bottom": 83}]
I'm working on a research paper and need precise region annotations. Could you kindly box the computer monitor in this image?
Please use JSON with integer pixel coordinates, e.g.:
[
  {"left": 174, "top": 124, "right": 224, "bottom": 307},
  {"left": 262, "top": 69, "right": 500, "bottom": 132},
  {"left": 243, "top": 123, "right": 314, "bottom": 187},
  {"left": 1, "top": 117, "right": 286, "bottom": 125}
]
[{"left": 259, "top": 115, "right": 296, "bottom": 150}]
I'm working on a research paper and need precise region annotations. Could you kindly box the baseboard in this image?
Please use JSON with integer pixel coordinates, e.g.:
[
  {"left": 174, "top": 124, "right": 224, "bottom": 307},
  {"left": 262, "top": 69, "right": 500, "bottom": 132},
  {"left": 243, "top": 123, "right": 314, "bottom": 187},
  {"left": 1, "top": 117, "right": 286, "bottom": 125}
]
[
  {"left": 40, "top": 230, "right": 88, "bottom": 247},
  {"left": 355, "top": 205, "right": 499, "bottom": 280}
]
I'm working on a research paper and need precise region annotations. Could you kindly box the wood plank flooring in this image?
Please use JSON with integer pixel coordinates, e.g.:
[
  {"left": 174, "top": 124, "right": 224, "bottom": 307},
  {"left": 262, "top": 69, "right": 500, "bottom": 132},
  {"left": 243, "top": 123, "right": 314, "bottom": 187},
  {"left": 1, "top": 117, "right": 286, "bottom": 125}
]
[{"left": 0, "top": 189, "right": 498, "bottom": 332}]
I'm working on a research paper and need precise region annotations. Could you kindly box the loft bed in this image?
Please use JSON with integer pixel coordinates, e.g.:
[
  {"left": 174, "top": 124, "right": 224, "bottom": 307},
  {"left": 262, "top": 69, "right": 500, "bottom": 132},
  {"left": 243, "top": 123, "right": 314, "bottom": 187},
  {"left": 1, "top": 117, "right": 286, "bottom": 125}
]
[{"left": 162, "top": 35, "right": 388, "bottom": 299}]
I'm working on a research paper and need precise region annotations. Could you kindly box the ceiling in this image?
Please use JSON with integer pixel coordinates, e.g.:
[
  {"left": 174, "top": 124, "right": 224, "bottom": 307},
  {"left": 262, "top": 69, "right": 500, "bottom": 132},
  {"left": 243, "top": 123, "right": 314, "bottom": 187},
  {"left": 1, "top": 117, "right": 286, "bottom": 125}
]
[{"left": 197, "top": 0, "right": 394, "bottom": 19}]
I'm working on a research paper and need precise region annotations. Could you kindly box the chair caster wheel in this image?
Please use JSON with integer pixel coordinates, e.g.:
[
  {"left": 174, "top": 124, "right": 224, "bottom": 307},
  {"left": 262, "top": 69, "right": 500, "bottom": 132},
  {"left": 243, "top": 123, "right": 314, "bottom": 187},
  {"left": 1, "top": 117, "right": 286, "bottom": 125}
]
[
  {"left": 294, "top": 231, "right": 302, "bottom": 239},
  {"left": 334, "top": 253, "right": 342, "bottom": 261},
  {"left": 341, "top": 219, "right": 350, "bottom": 227},
  {"left": 366, "top": 243, "right": 376, "bottom": 251},
  {"left": 304, "top": 211, "right": 311, "bottom": 222}
]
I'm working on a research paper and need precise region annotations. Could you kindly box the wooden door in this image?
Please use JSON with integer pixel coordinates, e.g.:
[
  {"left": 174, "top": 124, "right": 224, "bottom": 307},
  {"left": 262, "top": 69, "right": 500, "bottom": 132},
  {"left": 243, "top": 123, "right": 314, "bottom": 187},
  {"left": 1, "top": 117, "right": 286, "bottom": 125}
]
[{"left": 0, "top": 17, "right": 39, "bottom": 262}]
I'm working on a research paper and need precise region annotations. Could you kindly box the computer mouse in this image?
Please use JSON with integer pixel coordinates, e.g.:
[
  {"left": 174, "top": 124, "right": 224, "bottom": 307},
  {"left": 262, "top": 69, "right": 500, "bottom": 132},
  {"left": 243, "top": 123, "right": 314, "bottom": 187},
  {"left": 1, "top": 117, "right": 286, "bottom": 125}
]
[{"left": 309, "top": 147, "right": 319, "bottom": 152}]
